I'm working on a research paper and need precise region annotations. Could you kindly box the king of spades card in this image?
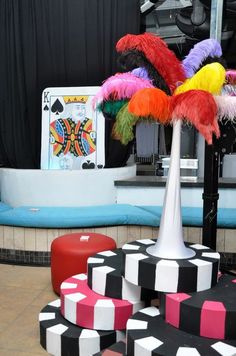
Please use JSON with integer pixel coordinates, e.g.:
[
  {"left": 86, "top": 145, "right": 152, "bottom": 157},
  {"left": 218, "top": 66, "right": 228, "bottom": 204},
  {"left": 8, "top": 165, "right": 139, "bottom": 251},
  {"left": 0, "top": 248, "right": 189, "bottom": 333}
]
[{"left": 41, "top": 87, "right": 105, "bottom": 170}]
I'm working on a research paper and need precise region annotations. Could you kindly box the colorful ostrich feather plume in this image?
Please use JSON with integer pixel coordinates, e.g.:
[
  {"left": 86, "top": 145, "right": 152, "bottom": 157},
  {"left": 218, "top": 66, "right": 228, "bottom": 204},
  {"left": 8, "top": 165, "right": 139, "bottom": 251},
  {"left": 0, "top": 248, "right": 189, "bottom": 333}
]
[
  {"left": 116, "top": 32, "right": 186, "bottom": 93},
  {"left": 174, "top": 62, "right": 225, "bottom": 96},
  {"left": 214, "top": 96, "right": 236, "bottom": 122},
  {"left": 92, "top": 72, "right": 153, "bottom": 108},
  {"left": 112, "top": 103, "right": 138, "bottom": 145},
  {"left": 128, "top": 88, "right": 170, "bottom": 124},
  {"left": 171, "top": 90, "right": 219, "bottom": 144},
  {"left": 182, "top": 39, "right": 222, "bottom": 78}
]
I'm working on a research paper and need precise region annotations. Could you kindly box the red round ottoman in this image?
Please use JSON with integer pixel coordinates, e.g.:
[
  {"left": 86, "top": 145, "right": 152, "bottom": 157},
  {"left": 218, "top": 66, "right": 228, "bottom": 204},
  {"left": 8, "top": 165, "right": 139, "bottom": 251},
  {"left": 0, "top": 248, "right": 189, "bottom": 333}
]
[{"left": 51, "top": 232, "right": 117, "bottom": 294}]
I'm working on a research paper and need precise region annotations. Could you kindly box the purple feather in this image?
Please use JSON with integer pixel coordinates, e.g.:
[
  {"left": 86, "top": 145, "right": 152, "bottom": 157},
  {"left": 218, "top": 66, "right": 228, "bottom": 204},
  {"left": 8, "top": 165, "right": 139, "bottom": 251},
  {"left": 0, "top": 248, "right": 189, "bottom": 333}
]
[
  {"left": 182, "top": 39, "right": 222, "bottom": 78},
  {"left": 131, "top": 67, "right": 150, "bottom": 80}
]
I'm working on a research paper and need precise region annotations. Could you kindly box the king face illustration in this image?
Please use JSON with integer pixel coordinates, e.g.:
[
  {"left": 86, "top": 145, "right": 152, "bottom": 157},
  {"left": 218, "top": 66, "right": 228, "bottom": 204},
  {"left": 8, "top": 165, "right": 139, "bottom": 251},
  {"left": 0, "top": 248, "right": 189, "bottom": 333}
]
[{"left": 49, "top": 96, "right": 96, "bottom": 159}]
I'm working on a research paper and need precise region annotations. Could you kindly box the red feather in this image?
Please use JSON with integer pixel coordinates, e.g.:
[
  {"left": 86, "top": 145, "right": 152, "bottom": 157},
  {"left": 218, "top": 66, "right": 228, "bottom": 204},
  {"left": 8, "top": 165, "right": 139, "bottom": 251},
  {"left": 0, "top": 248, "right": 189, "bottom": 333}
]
[
  {"left": 116, "top": 33, "right": 186, "bottom": 93},
  {"left": 170, "top": 90, "right": 219, "bottom": 144}
]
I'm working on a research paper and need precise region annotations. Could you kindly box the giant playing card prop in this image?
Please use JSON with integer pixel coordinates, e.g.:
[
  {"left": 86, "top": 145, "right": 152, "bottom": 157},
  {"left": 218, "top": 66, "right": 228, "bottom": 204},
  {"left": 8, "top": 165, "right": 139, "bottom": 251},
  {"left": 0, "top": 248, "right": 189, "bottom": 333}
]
[{"left": 41, "top": 87, "right": 105, "bottom": 170}]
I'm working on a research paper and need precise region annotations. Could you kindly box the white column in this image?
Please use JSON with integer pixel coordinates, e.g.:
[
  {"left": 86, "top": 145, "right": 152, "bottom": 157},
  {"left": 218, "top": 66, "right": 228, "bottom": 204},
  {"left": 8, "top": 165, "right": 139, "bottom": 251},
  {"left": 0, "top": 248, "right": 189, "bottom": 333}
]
[{"left": 147, "top": 120, "right": 195, "bottom": 259}]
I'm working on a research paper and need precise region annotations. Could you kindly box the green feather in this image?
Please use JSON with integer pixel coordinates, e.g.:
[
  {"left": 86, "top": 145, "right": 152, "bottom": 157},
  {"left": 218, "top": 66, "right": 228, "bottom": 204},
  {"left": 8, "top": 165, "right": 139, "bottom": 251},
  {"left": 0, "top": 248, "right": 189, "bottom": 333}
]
[
  {"left": 113, "top": 103, "right": 138, "bottom": 145},
  {"left": 97, "top": 100, "right": 128, "bottom": 117}
]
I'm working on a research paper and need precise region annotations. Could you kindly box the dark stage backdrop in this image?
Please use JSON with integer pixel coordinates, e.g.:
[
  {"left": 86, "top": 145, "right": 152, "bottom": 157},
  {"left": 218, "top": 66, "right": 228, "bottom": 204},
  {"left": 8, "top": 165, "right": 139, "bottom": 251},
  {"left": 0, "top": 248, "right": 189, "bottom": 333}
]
[{"left": 0, "top": 0, "right": 140, "bottom": 168}]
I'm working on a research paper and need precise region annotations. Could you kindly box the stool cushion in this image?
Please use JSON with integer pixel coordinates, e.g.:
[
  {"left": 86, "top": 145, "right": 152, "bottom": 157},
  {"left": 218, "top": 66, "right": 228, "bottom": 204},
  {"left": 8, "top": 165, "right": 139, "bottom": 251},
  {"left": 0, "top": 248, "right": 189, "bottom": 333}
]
[{"left": 51, "top": 232, "right": 116, "bottom": 294}]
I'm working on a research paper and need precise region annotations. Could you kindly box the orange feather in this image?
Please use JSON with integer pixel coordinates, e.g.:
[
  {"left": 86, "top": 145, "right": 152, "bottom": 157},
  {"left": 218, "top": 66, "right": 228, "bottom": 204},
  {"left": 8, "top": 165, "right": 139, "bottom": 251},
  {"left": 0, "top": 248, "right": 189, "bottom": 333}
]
[{"left": 128, "top": 88, "right": 171, "bottom": 124}]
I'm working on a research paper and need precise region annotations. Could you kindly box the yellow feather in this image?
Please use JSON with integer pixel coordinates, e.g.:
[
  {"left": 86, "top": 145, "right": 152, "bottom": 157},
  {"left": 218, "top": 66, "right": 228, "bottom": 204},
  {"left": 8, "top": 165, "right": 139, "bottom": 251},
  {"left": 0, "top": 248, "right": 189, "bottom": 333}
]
[{"left": 174, "top": 62, "right": 225, "bottom": 95}]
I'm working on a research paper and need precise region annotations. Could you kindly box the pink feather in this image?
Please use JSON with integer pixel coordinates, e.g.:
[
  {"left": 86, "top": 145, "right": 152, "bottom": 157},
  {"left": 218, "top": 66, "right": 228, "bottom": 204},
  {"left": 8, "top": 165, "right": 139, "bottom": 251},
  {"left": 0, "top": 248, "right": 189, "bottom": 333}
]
[
  {"left": 226, "top": 70, "right": 236, "bottom": 85},
  {"left": 214, "top": 95, "right": 236, "bottom": 122},
  {"left": 92, "top": 72, "right": 154, "bottom": 108},
  {"left": 171, "top": 90, "right": 219, "bottom": 144}
]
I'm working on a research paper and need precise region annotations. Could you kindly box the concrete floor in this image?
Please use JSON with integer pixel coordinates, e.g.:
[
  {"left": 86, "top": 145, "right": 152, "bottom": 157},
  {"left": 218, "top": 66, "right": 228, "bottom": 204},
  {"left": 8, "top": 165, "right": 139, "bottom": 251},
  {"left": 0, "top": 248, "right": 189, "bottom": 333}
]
[{"left": 0, "top": 263, "right": 56, "bottom": 355}]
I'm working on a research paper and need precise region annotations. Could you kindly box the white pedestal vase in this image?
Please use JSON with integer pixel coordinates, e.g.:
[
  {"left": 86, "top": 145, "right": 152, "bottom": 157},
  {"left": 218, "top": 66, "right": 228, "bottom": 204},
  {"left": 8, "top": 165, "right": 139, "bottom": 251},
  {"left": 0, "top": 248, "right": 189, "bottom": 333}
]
[{"left": 147, "top": 120, "right": 195, "bottom": 259}]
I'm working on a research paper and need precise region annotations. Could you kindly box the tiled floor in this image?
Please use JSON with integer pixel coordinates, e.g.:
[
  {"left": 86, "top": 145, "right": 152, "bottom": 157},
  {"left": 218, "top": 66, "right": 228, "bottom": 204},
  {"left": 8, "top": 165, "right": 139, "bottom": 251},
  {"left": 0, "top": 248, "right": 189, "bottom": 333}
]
[{"left": 0, "top": 263, "right": 56, "bottom": 355}]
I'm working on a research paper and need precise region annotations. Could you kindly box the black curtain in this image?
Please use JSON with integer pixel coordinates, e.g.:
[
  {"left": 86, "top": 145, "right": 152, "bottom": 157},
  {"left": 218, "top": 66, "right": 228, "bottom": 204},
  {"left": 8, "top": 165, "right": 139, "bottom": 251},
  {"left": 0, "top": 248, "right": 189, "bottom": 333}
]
[
  {"left": 104, "top": 116, "right": 134, "bottom": 168},
  {"left": 0, "top": 0, "right": 140, "bottom": 168}
]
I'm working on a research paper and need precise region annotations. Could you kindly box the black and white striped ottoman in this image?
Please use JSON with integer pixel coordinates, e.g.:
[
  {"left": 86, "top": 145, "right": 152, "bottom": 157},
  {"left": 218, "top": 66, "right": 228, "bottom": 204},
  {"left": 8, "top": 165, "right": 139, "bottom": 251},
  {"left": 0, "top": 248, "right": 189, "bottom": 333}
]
[
  {"left": 121, "top": 240, "right": 220, "bottom": 293},
  {"left": 160, "top": 273, "right": 236, "bottom": 340},
  {"left": 126, "top": 306, "right": 236, "bottom": 356},
  {"left": 87, "top": 248, "right": 158, "bottom": 301},
  {"left": 60, "top": 273, "right": 145, "bottom": 330},
  {"left": 39, "top": 299, "right": 125, "bottom": 356}
]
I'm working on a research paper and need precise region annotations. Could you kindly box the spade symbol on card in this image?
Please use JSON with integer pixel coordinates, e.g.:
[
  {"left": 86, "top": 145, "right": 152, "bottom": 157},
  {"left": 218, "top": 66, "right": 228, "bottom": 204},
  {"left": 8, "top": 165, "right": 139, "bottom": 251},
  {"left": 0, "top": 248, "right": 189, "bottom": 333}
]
[
  {"left": 43, "top": 104, "right": 49, "bottom": 111},
  {"left": 51, "top": 99, "right": 64, "bottom": 115}
]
